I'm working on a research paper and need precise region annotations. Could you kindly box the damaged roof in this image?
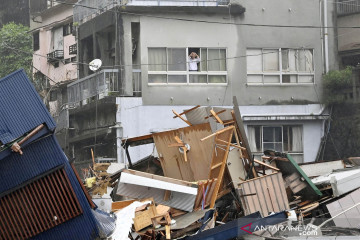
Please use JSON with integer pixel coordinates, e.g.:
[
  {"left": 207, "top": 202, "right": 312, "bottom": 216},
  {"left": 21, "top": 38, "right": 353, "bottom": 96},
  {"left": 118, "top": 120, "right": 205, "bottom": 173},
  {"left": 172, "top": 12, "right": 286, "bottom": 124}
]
[{"left": 0, "top": 69, "right": 56, "bottom": 145}]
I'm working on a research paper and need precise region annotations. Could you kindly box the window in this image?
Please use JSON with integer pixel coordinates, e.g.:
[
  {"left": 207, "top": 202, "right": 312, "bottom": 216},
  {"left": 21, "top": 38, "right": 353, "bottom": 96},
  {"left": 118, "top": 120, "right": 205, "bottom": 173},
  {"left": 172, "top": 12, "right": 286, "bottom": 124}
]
[
  {"left": 63, "top": 22, "right": 73, "bottom": 36},
  {"left": 247, "top": 125, "right": 303, "bottom": 162},
  {"left": 148, "top": 47, "right": 227, "bottom": 84},
  {"left": 33, "top": 32, "right": 39, "bottom": 51},
  {"left": 246, "top": 48, "right": 314, "bottom": 84}
]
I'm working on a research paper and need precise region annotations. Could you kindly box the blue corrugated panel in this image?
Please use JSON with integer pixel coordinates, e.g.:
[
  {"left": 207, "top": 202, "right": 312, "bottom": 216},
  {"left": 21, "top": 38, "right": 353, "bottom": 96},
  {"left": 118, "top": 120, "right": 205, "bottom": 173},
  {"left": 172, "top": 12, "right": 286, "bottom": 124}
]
[
  {"left": 0, "top": 135, "right": 100, "bottom": 239},
  {"left": 0, "top": 69, "right": 55, "bottom": 145},
  {"left": 0, "top": 135, "right": 64, "bottom": 193}
]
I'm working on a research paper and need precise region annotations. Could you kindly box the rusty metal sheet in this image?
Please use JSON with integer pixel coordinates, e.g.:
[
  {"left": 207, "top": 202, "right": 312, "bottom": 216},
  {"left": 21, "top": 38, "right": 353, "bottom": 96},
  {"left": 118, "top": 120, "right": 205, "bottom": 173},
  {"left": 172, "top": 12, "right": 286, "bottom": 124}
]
[{"left": 236, "top": 172, "right": 289, "bottom": 217}]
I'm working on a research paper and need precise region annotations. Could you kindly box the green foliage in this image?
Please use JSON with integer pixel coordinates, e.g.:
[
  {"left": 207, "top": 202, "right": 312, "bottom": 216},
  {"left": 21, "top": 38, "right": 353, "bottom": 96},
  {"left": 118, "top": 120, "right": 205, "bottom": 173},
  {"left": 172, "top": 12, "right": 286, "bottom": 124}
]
[
  {"left": 0, "top": 22, "right": 32, "bottom": 78},
  {"left": 323, "top": 66, "right": 353, "bottom": 105}
]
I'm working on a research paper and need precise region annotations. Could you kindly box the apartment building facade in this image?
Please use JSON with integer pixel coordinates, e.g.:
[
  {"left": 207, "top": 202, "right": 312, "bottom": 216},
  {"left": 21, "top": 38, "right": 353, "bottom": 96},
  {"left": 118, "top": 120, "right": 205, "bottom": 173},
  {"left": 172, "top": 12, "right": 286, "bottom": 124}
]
[
  {"left": 59, "top": 0, "right": 337, "bottom": 168},
  {"left": 30, "top": 0, "right": 78, "bottom": 152}
]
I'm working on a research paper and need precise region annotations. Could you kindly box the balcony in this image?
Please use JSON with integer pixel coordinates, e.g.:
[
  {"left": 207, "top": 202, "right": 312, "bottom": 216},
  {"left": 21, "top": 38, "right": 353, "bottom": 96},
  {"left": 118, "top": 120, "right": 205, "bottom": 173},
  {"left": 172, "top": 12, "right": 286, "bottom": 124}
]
[
  {"left": 69, "top": 44, "right": 77, "bottom": 55},
  {"left": 337, "top": 0, "right": 360, "bottom": 16},
  {"left": 47, "top": 50, "right": 64, "bottom": 64},
  {"left": 74, "top": 0, "right": 230, "bottom": 24},
  {"left": 67, "top": 69, "right": 120, "bottom": 107}
]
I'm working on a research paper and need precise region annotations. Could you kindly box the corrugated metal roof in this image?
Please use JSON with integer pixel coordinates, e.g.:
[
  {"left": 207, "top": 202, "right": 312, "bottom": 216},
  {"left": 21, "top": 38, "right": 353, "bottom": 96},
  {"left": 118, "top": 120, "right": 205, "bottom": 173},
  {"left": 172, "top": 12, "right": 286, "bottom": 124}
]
[
  {"left": 0, "top": 69, "right": 55, "bottom": 145},
  {"left": 0, "top": 135, "right": 100, "bottom": 240},
  {"left": 0, "top": 135, "right": 64, "bottom": 194}
]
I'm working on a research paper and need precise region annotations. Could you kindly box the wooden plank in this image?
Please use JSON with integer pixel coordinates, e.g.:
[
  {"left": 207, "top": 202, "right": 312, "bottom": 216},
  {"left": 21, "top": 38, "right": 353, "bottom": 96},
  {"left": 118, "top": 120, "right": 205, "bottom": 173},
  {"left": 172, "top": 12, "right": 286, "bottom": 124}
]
[
  {"left": 232, "top": 97, "right": 254, "bottom": 168},
  {"left": 205, "top": 109, "right": 226, "bottom": 119},
  {"left": 210, "top": 109, "right": 224, "bottom": 125},
  {"left": 201, "top": 126, "right": 234, "bottom": 142},
  {"left": 163, "top": 190, "right": 171, "bottom": 201},
  {"left": 237, "top": 173, "right": 289, "bottom": 217},
  {"left": 123, "top": 169, "right": 196, "bottom": 187},
  {"left": 209, "top": 129, "right": 233, "bottom": 208},
  {"left": 253, "top": 159, "right": 280, "bottom": 171},
  {"left": 153, "top": 123, "right": 214, "bottom": 182},
  {"left": 172, "top": 110, "right": 192, "bottom": 126},
  {"left": 216, "top": 138, "right": 246, "bottom": 150},
  {"left": 253, "top": 176, "right": 268, "bottom": 215},
  {"left": 165, "top": 225, "right": 171, "bottom": 239},
  {"left": 133, "top": 203, "right": 157, "bottom": 232},
  {"left": 173, "top": 105, "right": 201, "bottom": 118},
  {"left": 112, "top": 199, "right": 136, "bottom": 211}
]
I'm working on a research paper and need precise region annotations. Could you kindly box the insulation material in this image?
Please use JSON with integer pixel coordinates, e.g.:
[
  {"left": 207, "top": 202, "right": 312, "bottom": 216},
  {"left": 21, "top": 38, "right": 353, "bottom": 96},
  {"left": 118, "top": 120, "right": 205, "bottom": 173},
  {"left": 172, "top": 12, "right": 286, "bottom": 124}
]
[{"left": 237, "top": 173, "right": 289, "bottom": 217}]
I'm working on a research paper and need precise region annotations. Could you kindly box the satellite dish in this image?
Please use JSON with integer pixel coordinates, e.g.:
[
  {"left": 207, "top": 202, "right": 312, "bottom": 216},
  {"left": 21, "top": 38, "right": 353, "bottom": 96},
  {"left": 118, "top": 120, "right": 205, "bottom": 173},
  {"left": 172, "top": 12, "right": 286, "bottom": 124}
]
[{"left": 89, "top": 59, "right": 102, "bottom": 72}]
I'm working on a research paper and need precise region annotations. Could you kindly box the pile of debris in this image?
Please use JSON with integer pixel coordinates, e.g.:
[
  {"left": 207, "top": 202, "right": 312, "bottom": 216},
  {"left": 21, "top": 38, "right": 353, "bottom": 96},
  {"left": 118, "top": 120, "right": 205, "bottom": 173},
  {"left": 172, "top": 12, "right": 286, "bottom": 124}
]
[{"left": 82, "top": 98, "right": 360, "bottom": 239}]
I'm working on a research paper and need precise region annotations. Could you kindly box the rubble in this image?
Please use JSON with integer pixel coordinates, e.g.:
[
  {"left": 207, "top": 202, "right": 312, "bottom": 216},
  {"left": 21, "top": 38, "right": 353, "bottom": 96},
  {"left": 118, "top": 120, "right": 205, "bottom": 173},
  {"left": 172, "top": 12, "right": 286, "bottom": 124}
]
[
  {"left": 2, "top": 70, "right": 359, "bottom": 239},
  {"left": 81, "top": 97, "right": 360, "bottom": 239}
]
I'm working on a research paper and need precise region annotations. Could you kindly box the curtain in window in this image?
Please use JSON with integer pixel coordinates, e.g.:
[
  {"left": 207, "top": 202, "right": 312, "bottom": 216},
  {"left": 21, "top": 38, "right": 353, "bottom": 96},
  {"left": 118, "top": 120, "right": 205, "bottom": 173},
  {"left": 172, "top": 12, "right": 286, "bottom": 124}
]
[
  {"left": 168, "top": 48, "right": 186, "bottom": 71},
  {"left": 208, "top": 49, "right": 226, "bottom": 71},
  {"left": 291, "top": 126, "right": 303, "bottom": 152},
  {"left": 298, "top": 49, "right": 313, "bottom": 72},
  {"left": 263, "top": 49, "right": 279, "bottom": 72},
  {"left": 200, "top": 48, "right": 207, "bottom": 71},
  {"left": 148, "top": 48, "right": 166, "bottom": 71},
  {"left": 247, "top": 126, "right": 258, "bottom": 152}
]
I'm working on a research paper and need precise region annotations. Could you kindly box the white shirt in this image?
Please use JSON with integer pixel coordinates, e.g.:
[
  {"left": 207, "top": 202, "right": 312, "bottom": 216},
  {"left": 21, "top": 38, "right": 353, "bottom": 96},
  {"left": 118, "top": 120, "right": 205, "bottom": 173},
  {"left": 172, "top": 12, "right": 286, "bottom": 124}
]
[{"left": 189, "top": 57, "right": 201, "bottom": 71}]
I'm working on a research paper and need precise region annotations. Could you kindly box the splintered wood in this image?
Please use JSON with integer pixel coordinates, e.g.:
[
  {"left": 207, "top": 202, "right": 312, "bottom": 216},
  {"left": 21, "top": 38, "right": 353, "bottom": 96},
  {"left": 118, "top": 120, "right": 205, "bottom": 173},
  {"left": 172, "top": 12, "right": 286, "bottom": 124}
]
[{"left": 203, "top": 126, "right": 234, "bottom": 208}]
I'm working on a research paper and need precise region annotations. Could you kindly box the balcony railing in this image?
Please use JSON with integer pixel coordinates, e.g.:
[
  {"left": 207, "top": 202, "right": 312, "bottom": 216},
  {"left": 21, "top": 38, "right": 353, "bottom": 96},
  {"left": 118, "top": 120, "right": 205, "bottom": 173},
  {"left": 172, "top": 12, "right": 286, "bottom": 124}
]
[
  {"left": 74, "top": 0, "right": 229, "bottom": 24},
  {"left": 47, "top": 50, "right": 64, "bottom": 63},
  {"left": 69, "top": 44, "right": 77, "bottom": 55},
  {"left": 67, "top": 69, "right": 119, "bottom": 107},
  {"left": 337, "top": 0, "right": 360, "bottom": 16}
]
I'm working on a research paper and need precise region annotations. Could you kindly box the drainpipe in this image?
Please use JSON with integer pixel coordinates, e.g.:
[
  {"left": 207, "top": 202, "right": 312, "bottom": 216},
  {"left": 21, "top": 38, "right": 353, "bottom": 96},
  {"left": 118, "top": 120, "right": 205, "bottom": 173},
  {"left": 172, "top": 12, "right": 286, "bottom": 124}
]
[{"left": 323, "top": 0, "right": 329, "bottom": 73}]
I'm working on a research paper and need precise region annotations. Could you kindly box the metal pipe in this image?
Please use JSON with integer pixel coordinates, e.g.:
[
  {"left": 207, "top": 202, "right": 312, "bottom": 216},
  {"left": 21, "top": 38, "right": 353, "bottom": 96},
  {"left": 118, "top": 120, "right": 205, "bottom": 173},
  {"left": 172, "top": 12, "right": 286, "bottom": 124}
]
[{"left": 324, "top": 0, "right": 329, "bottom": 73}]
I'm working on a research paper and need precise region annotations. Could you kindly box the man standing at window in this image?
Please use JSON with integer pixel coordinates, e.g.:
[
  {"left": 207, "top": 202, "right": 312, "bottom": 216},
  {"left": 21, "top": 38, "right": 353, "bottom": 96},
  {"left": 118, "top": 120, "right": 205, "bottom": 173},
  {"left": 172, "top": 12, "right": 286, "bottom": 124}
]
[{"left": 188, "top": 52, "right": 201, "bottom": 71}]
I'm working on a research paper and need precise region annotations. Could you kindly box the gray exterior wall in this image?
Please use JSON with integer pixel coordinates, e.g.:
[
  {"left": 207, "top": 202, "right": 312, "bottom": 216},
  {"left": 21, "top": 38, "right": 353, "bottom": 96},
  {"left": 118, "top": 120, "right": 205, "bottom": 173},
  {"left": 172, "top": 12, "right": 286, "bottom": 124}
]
[{"left": 117, "top": 0, "right": 338, "bottom": 106}]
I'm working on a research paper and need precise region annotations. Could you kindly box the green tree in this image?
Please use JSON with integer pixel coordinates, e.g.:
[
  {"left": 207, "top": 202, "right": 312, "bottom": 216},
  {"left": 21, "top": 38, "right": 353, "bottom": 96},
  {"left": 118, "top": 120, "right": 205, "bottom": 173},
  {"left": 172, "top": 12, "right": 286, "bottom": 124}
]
[
  {"left": 323, "top": 66, "right": 353, "bottom": 105},
  {"left": 0, "top": 22, "right": 32, "bottom": 78}
]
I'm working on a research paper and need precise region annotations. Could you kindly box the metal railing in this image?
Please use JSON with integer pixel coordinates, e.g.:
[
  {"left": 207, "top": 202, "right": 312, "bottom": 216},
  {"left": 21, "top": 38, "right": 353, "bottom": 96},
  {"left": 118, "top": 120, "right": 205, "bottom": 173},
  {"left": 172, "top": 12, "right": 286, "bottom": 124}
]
[
  {"left": 47, "top": 50, "right": 64, "bottom": 63},
  {"left": 74, "top": 0, "right": 229, "bottom": 24},
  {"left": 337, "top": 0, "right": 360, "bottom": 16},
  {"left": 67, "top": 69, "right": 119, "bottom": 106}
]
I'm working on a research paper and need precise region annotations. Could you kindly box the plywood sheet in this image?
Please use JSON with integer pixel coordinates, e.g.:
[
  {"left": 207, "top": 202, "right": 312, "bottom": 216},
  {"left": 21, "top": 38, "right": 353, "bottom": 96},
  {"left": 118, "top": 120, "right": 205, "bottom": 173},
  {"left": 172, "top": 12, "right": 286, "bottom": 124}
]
[
  {"left": 237, "top": 172, "right": 289, "bottom": 217},
  {"left": 153, "top": 123, "right": 214, "bottom": 181}
]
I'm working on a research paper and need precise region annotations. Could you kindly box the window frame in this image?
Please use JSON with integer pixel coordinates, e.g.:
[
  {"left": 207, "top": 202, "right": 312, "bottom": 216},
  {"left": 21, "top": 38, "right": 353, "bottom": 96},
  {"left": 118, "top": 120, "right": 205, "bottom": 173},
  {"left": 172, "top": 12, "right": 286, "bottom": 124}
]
[
  {"left": 148, "top": 47, "right": 228, "bottom": 85},
  {"left": 33, "top": 31, "right": 40, "bottom": 51},
  {"left": 247, "top": 125, "right": 304, "bottom": 162},
  {"left": 246, "top": 48, "right": 315, "bottom": 85},
  {"left": 63, "top": 22, "right": 73, "bottom": 36}
]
